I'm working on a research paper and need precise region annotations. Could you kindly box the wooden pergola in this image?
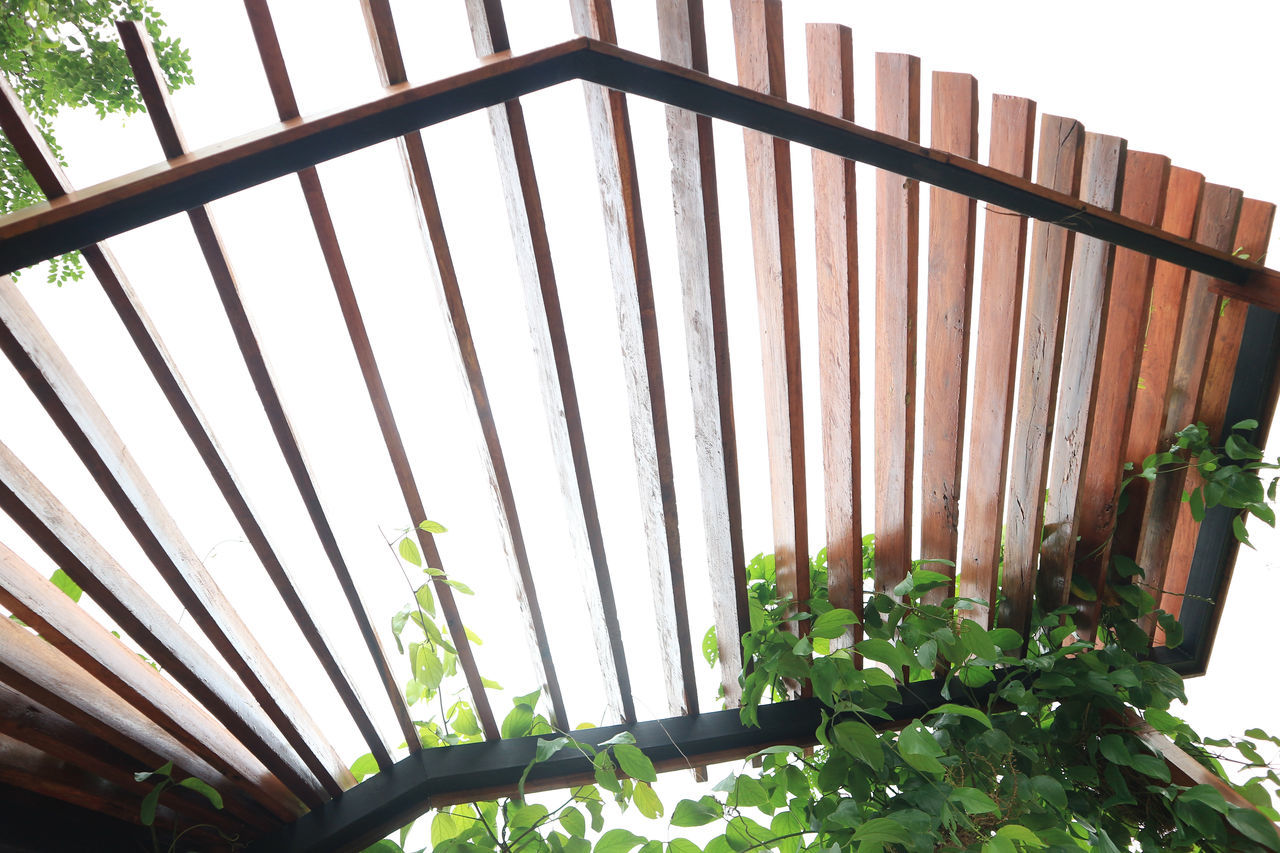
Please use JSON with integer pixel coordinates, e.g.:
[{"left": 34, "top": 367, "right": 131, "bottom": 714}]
[{"left": 0, "top": 1, "right": 1278, "bottom": 850}]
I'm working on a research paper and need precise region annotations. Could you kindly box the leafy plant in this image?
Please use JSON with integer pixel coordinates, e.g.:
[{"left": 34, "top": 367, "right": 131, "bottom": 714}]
[{"left": 134, "top": 761, "right": 236, "bottom": 852}]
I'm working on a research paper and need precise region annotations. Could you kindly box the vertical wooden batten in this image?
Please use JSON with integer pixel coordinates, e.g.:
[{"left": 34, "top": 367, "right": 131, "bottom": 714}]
[
  {"left": 657, "top": 0, "right": 750, "bottom": 703},
  {"left": 920, "top": 70, "right": 978, "bottom": 603},
  {"left": 569, "top": 0, "right": 698, "bottom": 718},
  {"left": 872, "top": 52, "right": 920, "bottom": 600},
  {"left": 956, "top": 94, "right": 1035, "bottom": 628},
  {"left": 806, "top": 23, "right": 860, "bottom": 648},
  {"left": 1038, "top": 132, "right": 1127, "bottom": 612},
  {"left": 358, "top": 0, "right": 566, "bottom": 733},
  {"left": 111, "top": 22, "right": 399, "bottom": 766},
  {"left": 464, "top": 0, "right": 634, "bottom": 724},
  {"left": 1000, "top": 114, "right": 1083, "bottom": 639}
]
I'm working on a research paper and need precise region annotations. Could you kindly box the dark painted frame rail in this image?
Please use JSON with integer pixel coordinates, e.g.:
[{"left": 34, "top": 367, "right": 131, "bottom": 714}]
[{"left": 1, "top": 39, "right": 1276, "bottom": 298}]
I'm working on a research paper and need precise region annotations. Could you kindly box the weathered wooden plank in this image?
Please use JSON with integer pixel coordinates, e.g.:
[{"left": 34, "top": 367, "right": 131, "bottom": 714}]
[
  {"left": 872, "top": 52, "right": 920, "bottom": 599},
  {"left": 1000, "top": 114, "right": 1084, "bottom": 638},
  {"left": 657, "top": 0, "right": 750, "bottom": 702},
  {"left": 357, "top": 0, "right": 567, "bottom": 734},
  {"left": 1159, "top": 199, "right": 1275, "bottom": 622},
  {"left": 807, "top": 23, "right": 860, "bottom": 646},
  {"left": 0, "top": 539, "right": 300, "bottom": 819},
  {"left": 731, "top": 0, "right": 809, "bottom": 635},
  {"left": 1037, "top": 133, "right": 1127, "bottom": 612},
  {"left": 1069, "top": 151, "right": 1169, "bottom": 638},
  {"left": 0, "top": 611, "right": 275, "bottom": 831},
  {"left": 920, "top": 71, "right": 978, "bottom": 603},
  {"left": 109, "top": 20, "right": 395, "bottom": 770},
  {"left": 463, "top": 0, "right": 634, "bottom": 724},
  {"left": 569, "top": 0, "right": 698, "bottom": 717},
  {"left": 1133, "top": 184, "right": 1242, "bottom": 626},
  {"left": 956, "top": 94, "right": 1035, "bottom": 628},
  {"left": 0, "top": 278, "right": 346, "bottom": 801}
]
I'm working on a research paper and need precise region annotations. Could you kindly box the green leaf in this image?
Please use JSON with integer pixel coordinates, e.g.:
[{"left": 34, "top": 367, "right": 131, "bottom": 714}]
[
  {"left": 360, "top": 841, "right": 403, "bottom": 853},
  {"left": 140, "top": 783, "right": 163, "bottom": 826},
  {"left": 415, "top": 645, "right": 444, "bottom": 689},
  {"left": 925, "top": 703, "right": 992, "bottom": 729},
  {"left": 852, "top": 817, "right": 912, "bottom": 844},
  {"left": 612, "top": 743, "right": 656, "bottom": 783},
  {"left": 432, "top": 811, "right": 460, "bottom": 847},
  {"left": 702, "top": 625, "right": 718, "bottom": 667},
  {"left": 501, "top": 704, "right": 534, "bottom": 739},
  {"left": 897, "top": 721, "right": 946, "bottom": 775},
  {"left": 1233, "top": 419, "right": 1260, "bottom": 431},
  {"left": 671, "top": 796, "right": 722, "bottom": 827},
  {"left": 442, "top": 578, "right": 474, "bottom": 596},
  {"left": 633, "top": 780, "right": 663, "bottom": 819},
  {"left": 594, "top": 829, "right": 645, "bottom": 853},
  {"left": 176, "top": 776, "right": 222, "bottom": 809},
  {"left": 856, "top": 637, "right": 910, "bottom": 671},
  {"left": 1099, "top": 734, "right": 1131, "bottom": 766},
  {"left": 419, "top": 519, "right": 448, "bottom": 534},
  {"left": 993, "top": 825, "right": 1046, "bottom": 848},
  {"left": 1227, "top": 807, "right": 1280, "bottom": 850},
  {"left": 399, "top": 537, "right": 423, "bottom": 567},
  {"left": 948, "top": 786, "right": 999, "bottom": 814},
  {"left": 48, "top": 569, "right": 82, "bottom": 603},
  {"left": 727, "top": 775, "right": 767, "bottom": 809},
  {"left": 810, "top": 608, "right": 859, "bottom": 639},
  {"left": 415, "top": 583, "right": 436, "bottom": 618},
  {"left": 1128, "top": 754, "right": 1171, "bottom": 782},
  {"left": 560, "top": 805, "right": 587, "bottom": 837},
  {"left": 452, "top": 703, "right": 481, "bottom": 737},
  {"left": 1234, "top": 514, "right": 1252, "bottom": 547},
  {"left": 1177, "top": 785, "right": 1229, "bottom": 815},
  {"left": 959, "top": 619, "right": 1001, "bottom": 661},
  {"left": 834, "top": 720, "right": 884, "bottom": 772},
  {"left": 134, "top": 761, "right": 173, "bottom": 783},
  {"left": 1028, "top": 775, "right": 1067, "bottom": 809},
  {"left": 667, "top": 840, "right": 701, "bottom": 853},
  {"left": 350, "top": 753, "right": 379, "bottom": 782}
]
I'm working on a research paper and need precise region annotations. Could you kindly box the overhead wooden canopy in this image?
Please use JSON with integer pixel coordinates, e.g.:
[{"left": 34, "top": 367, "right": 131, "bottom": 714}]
[{"left": 0, "top": 0, "right": 1278, "bottom": 850}]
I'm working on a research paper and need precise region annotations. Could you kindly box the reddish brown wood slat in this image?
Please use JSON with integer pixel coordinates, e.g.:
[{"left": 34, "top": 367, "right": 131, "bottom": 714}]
[
  {"left": 1070, "top": 151, "right": 1170, "bottom": 638},
  {"left": 873, "top": 52, "right": 920, "bottom": 599},
  {"left": 1133, "top": 184, "right": 1243, "bottom": 624},
  {"left": 1037, "top": 133, "right": 1127, "bottom": 612},
  {"left": 111, "top": 22, "right": 396, "bottom": 768},
  {"left": 569, "top": 0, "right": 698, "bottom": 717},
  {"left": 657, "top": 0, "right": 750, "bottom": 702},
  {"left": 807, "top": 23, "right": 860, "bottom": 647},
  {"left": 731, "top": 0, "right": 809, "bottom": 635},
  {"left": 920, "top": 71, "right": 978, "bottom": 603},
  {"left": 1000, "top": 114, "right": 1084, "bottom": 638},
  {"left": 463, "top": 0, "right": 634, "bottom": 724},
  {"left": 0, "top": 540, "right": 300, "bottom": 820},
  {"left": 1159, "top": 199, "right": 1275, "bottom": 622},
  {"left": 0, "top": 277, "right": 344, "bottom": 801},
  {"left": 0, "top": 439, "right": 328, "bottom": 805},
  {"left": 956, "top": 95, "right": 1035, "bottom": 628},
  {"left": 357, "top": 0, "right": 567, "bottom": 734}
]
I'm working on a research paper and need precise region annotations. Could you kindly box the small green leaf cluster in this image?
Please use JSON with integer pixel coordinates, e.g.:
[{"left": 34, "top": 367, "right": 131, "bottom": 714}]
[{"left": 133, "top": 760, "right": 234, "bottom": 852}]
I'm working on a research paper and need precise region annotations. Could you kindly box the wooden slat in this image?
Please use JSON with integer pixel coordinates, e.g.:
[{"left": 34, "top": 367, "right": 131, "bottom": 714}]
[
  {"left": 1069, "top": 151, "right": 1170, "bottom": 638},
  {"left": 657, "top": 0, "right": 750, "bottom": 702},
  {"left": 1000, "top": 114, "right": 1084, "bottom": 638},
  {"left": 80, "top": 24, "right": 391, "bottom": 772},
  {"left": 872, "top": 52, "right": 920, "bottom": 598},
  {"left": 463, "top": 0, "right": 634, "bottom": 724},
  {"left": 0, "top": 539, "right": 300, "bottom": 819},
  {"left": 0, "top": 313, "right": 335, "bottom": 804},
  {"left": 1, "top": 38, "right": 1273, "bottom": 295},
  {"left": 0, "top": 611, "right": 276, "bottom": 832},
  {"left": 237, "top": 3, "right": 501, "bottom": 745},
  {"left": 731, "top": 0, "right": 809, "bottom": 635},
  {"left": 569, "top": 0, "right": 697, "bottom": 717},
  {"left": 1133, "top": 184, "right": 1243, "bottom": 627},
  {"left": 956, "top": 95, "right": 1035, "bottom": 628},
  {"left": 807, "top": 23, "right": 860, "bottom": 648},
  {"left": 356, "top": 0, "right": 567, "bottom": 736},
  {"left": 920, "top": 71, "right": 978, "bottom": 603},
  {"left": 1159, "top": 199, "right": 1275, "bottom": 621},
  {"left": 1038, "top": 133, "right": 1127, "bottom": 611}
]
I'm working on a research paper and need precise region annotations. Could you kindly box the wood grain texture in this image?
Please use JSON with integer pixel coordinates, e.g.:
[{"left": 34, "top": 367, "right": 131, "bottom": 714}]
[
  {"left": 1159, "top": 199, "right": 1275, "bottom": 622},
  {"left": 0, "top": 278, "right": 344, "bottom": 801},
  {"left": 569, "top": 0, "right": 698, "bottom": 717},
  {"left": 658, "top": 0, "right": 750, "bottom": 702},
  {"left": 873, "top": 52, "right": 920, "bottom": 599},
  {"left": 0, "top": 439, "right": 328, "bottom": 805},
  {"left": 1037, "top": 133, "right": 1127, "bottom": 611},
  {"left": 0, "top": 539, "right": 299, "bottom": 819},
  {"left": 1133, "top": 184, "right": 1242, "bottom": 631},
  {"left": 464, "top": 0, "right": 634, "bottom": 723},
  {"left": 807, "top": 23, "right": 860, "bottom": 647},
  {"left": 114, "top": 18, "right": 396, "bottom": 768},
  {"left": 731, "top": 0, "right": 810, "bottom": 636},
  {"left": 956, "top": 94, "right": 1035, "bottom": 628},
  {"left": 1069, "top": 151, "right": 1169, "bottom": 639},
  {"left": 920, "top": 71, "right": 978, "bottom": 603},
  {"left": 1000, "top": 114, "right": 1084, "bottom": 638}
]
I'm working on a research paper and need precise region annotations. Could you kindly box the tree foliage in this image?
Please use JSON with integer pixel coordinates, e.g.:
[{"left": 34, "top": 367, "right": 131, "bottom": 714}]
[{"left": 0, "top": 0, "right": 193, "bottom": 283}]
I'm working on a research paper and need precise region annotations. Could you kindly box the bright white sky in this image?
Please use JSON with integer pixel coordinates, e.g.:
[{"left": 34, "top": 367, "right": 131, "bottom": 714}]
[{"left": 3, "top": 0, "right": 1279, "bottom": 842}]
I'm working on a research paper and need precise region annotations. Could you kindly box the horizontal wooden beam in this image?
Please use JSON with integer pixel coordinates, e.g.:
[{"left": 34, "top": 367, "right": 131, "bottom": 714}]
[{"left": 0, "top": 40, "right": 1274, "bottom": 302}]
